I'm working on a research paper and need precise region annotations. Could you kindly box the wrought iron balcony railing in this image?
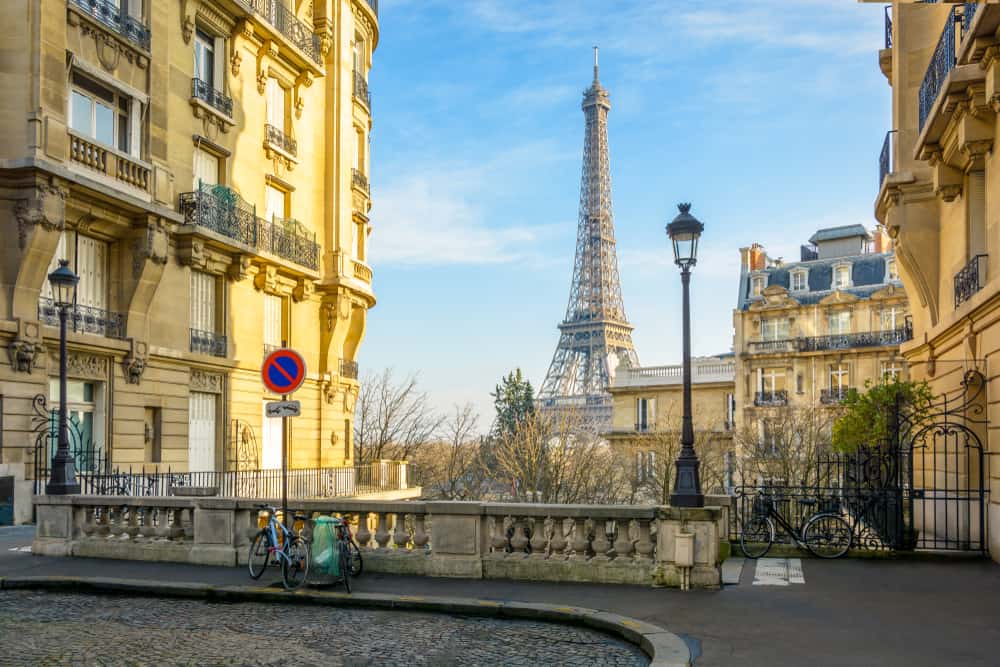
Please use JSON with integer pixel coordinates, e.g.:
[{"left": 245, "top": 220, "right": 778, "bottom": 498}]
[
  {"left": 190, "top": 328, "right": 227, "bottom": 357},
  {"left": 73, "top": 0, "right": 150, "bottom": 51},
  {"left": 179, "top": 184, "right": 320, "bottom": 270},
  {"left": 265, "top": 124, "right": 297, "bottom": 157},
  {"left": 38, "top": 298, "right": 125, "bottom": 339},
  {"left": 340, "top": 358, "right": 359, "bottom": 379},
  {"left": 884, "top": 5, "right": 892, "bottom": 49},
  {"left": 955, "top": 254, "right": 987, "bottom": 308},
  {"left": 244, "top": 0, "right": 322, "bottom": 65},
  {"left": 799, "top": 325, "right": 913, "bottom": 352},
  {"left": 754, "top": 390, "right": 788, "bottom": 407},
  {"left": 879, "top": 130, "right": 895, "bottom": 190},
  {"left": 352, "top": 168, "right": 370, "bottom": 195},
  {"left": 820, "top": 387, "right": 852, "bottom": 405},
  {"left": 918, "top": 4, "right": 978, "bottom": 131},
  {"left": 191, "top": 78, "right": 233, "bottom": 117},
  {"left": 353, "top": 70, "right": 371, "bottom": 108}
]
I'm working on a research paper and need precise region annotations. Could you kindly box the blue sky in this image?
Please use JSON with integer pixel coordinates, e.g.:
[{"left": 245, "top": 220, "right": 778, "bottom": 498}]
[{"left": 363, "top": 0, "right": 889, "bottom": 425}]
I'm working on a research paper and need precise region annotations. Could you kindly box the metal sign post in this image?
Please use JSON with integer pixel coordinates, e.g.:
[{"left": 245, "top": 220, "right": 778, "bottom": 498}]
[{"left": 261, "top": 346, "right": 307, "bottom": 532}]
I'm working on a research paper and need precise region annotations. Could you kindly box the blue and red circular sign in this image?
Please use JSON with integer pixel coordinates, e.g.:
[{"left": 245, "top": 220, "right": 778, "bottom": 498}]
[{"left": 262, "top": 348, "right": 307, "bottom": 395}]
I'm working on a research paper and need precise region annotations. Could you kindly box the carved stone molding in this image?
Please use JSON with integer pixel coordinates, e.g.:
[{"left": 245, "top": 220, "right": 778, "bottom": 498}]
[
  {"left": 253, "top": 265, "right": 278, "bottom": 293},
  {"left": 122, "top": 354, "right": 145, "bottom": 384},
  {"left": 321, "top": 302, "right": 335, "bottom": 332},
  {"left": 228, "top": 255, "right": 252, "bottom": 282},
  {"left": 293, "top": 71, "right": 313, "bottom": 119},
  {"left": 132, "top": 220, "right": 170, "bottom": 278},
  {"left": 177, "top": 237, "right": 206, "bottom": 269},
  {"left": 53, "top": 353, "right": 109, "bottom": 380},
  {"left": 181, "top": 0, "right": 199, "bottom": 44},
  {"left": 15, "top": 183, "right": 66, "bottom": 249},
  {"left": 292, "top": 277, "right": 315, "bottom": 302},
  {"left": 936, "top": 184, "right": 962, "bottom": 202},
  {"left": 231, "top": 48, "right": 242, "bottom": 76},
  {"left": 7, "top": 339, "right": 42, "bottom": 373},
  {"left": 191, "top": 369, "right": 224, "bottom": 394}
]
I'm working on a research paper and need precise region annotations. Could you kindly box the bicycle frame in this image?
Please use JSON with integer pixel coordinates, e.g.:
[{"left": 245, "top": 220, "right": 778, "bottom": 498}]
[{"left": 263, "top": 512, "right": 296, "bottom": 565}]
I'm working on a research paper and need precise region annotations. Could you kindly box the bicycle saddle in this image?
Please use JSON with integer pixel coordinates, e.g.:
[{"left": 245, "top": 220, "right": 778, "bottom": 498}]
[{"left": 797, "top": 498, "right": 817, "bottom": 506}]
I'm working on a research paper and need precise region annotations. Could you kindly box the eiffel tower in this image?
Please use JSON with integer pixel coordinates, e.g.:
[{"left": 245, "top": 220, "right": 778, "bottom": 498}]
[{"left": 538, "top": 48, "right": 639, "bottom": 429}]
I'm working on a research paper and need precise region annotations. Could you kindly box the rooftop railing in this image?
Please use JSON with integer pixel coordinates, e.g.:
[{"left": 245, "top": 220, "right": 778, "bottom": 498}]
[{"left": 73, "top": 0, "right": 150, "bottom": 51}]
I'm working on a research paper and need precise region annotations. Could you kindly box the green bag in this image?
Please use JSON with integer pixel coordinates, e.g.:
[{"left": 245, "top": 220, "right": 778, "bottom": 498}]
[{"left": 311, "top": 516, "right": 344, "bottom": 577}]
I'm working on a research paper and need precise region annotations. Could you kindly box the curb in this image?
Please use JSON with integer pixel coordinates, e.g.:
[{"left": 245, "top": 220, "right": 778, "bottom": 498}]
[{"left": 0, "top": 575, "right": 690, "bottom": 667}]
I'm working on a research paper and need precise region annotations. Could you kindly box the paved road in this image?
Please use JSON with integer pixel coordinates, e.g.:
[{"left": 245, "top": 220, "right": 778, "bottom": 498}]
[{"left": 3, "top": 526, "right": 1000, "bottom": 666}]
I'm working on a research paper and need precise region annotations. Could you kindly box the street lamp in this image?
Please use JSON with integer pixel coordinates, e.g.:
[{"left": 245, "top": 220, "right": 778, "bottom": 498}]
[
  {"left": 666, "top": 203, "right": 704, "bottom": 508},
  {"left": 46, "top": 259, "right": 81, "bottom": 495}
]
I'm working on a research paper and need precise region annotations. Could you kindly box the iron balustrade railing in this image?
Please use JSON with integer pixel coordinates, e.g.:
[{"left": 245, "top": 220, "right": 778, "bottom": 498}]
[
  {"left": 265, "top": 123, "right": 297, "bottom": 157},
  {"left": 352, "top": 168, "right": 370, "bottom": 194},
  {"left": 746, "top": 339, "right": 798, "bottom": 354},
  {"left": 72, "top": 0, "right": 150, "bottom": 50},
  {"left": 38, "top": 298, "right": 124, "bottom": 339},
  {"left": 962, "top": 0, "right": 979, "bottom": 34},
  {"left": 879, "top": 130, "right": 895, "bottom": 190},
  {"left": 820, "top": 387, "right": 852, "bottom": 405},
  {"left": 190, "top": 328, "right": 227, "bottom": 357},
  {"left": 243, "top": 0, "right": 322, "bottom": 65},
  {"left": 884, "top": 4, "right": 892, "bottom": 49},
  {"left": 179, "top": 185, "right": 320, "bottom": 270},
  {"left": 340, "top": 358, "right": 359, "bottom": 379},
  {"left": 955, "top": 254, "right": 988, "bottom": 308},
  {"left": 353, "top": 70, "right": 371, "bottom": 108},
  {"left": 917, "top": 5, "right": 978, "bottom": 131},
  {"left": 754, "top": 390, "right": 789, "bottom": 407},
  {"left": 191, "top": 78, "right": 233, "bottom": 117},
  {"left": 799, "top": 326, "right": 913, "bottom": 352}
]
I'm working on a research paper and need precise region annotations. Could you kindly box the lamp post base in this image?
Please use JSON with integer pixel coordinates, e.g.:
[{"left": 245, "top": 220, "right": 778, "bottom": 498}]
[
  {"left": 45, "top": 454, "right": 81, "bottom": 495},
  {"left": 670, "top": 456, "right": 704, "bottom": 508}
]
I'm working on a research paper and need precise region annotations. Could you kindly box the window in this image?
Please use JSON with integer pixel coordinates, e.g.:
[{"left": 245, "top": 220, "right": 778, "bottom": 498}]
[
  {"left": 968, "top": 171, "right": 986, "bottom": 259},
  {"left": 353, "top": 128, "right": 366, "bottom": 172},
  {"left": 43, "top": 232, "right": 108, "bottom": 311},
  {"left": 194, "top": 30, "right": 216, "bottom": 89},
  {"left": 635, "top": 397, "right": 654, "bottom": 432},
  {"left": 761, "top": 318, "right": 790, "bottom": 341},
  {"left": 263, "top": 293, "right": 284, "bottom": 352},
  {"left": 266, "top": 77, "right": 287, "bottom": 131},
  {"left": 790, "top": 270, "right": 807, "bottom": 292},
  {"left": 144, "top": 407, "right": 162, "bottom": 464},
  {"left": 190, "top": 271, "right": 217, "bottom": 334},
  {"left": 188, "top": 392, "right": 217, "bottom": 472},
  {"left": 353, "top": 37, "right": 366, "bottom": 76},
  {"left": 880, "top": 306, "right": 905, "bottom": 332},
  {"left": 759, "top": 420, "right": 779, "bottom": 457},
  {"left": 355, "top": 221, "right": 366, "bottom": 261},
  {"left": 796, "top": 373, "right": 804, "bottom": 394},
  {"left": 69, "top": 71, "right": 139, "bottom": 157},
  {"left": 886, "top": 259, "right": 898, "bottom": 282},
  {"left": 636, "top": 451, "right": 657, "bottom": 483},
  {"left": 750, "top": 275, "right": 765, "bottom": 297},
  {"left": 829, "top": 364, "right": 849, "bottom": 391},
  {"left": 192, "top": 146, "right": 219, "bottom": 189},
  {"left": 759, "top": 368, "right": 785, "bottom": 393},
  {"left": 828, "top": 311, "right": 851, "bottom": 335},
  {"left": 881, "top": 361, "right": 904, "bottom": 381},
  {"left": 264, "top": 183, "right": 287, "bottom": 223},
  {"left": 725, "top": 393, "right": 735, "bottom": 430},
  {"left": 832, "top": 264, "right": 851, "bottom": 289},
  {"left": 47, "top": 379, "right": 106, "bottom": 469}
]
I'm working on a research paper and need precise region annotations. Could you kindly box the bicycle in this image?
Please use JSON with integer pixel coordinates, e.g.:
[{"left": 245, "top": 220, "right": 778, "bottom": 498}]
[
  {"left": 336, "top": 516, "right": 363, "bottom": 577},
  {"left": 740, "top": 493, "right": 853, "bottom": 559},
  {"left": 247, "top": 504, "right": 311, "bottom": 590}
]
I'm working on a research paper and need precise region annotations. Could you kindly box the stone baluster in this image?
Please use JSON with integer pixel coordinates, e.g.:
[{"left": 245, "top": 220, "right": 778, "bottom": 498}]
[
  {"left": 374, "top": 512, "right": 391, "bottom": 550},
  {"left": 412, "top": 514, "right": 429, "bottom": 551},
  {"left": 355, "top": 513, "right": 372, "bottom": 548},
  {"left": 549, "top": 517, "right": 568, "bottom": 559},
  {"left": 124, "top": 506, "right": 140, "bottom": 540},
  {"left": 81, "top": 506, "right": 98, "bottom": 538},
  {"left": 182, "top": 508, "right": 195, "bottom": 540},
  {"left": 106, "top": 506, "right": 124, "bottom": 539},
  {"left": 569, "top": 517, "right": 589, "bottom": 561},
  {"left": 489, "top": 515, "right": 509, "bottom": 557},
  {"left": 168, "top": 508, "right": 185, "bottom": 540},
  {"left": 137, "top": 507, "right": 155, "bottom": 541},
  {"left": 634, "top": 519, "right": 654, "bottom": 561},
  {"left": 509, "top": 516, "right": 529, "bottom": 556},
  {"left": 153, "top": 508, "right": 171, "bottom": 541},
  {"left": 529, "top": 517, "right": 549, "bottom": 559},
  {"left": 393, "top": 512, "right": 410, "bottom": 551},
  {"left": 613, "top": 519, "right": 635, "bottom": 561},
  {"left": 591, "top": 518, "right": 610, "bottom": 561}
]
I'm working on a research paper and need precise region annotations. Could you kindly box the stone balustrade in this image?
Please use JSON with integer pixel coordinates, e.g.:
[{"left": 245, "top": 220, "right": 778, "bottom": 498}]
[{"left": 34, "top": 496, "right": 729, "bottom": 588}]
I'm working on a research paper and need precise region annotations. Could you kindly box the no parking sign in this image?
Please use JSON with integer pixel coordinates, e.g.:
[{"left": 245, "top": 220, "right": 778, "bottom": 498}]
[{"left": 261, "top": 348, "right": 306, "bottom": 396}]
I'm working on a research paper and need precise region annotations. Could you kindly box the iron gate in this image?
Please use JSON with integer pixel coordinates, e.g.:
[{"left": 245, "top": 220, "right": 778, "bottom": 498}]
[{"left": 731, "top": 370, "right": 989, "bottom": 553}]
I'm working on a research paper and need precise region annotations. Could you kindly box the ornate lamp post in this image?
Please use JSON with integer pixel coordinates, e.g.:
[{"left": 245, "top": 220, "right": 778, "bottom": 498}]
[
  {"left": 667, "top": 203, "right": 704, "bottom": 508},
  {"left": 46, "top": 259, "right": 81, "bottom": 495}
]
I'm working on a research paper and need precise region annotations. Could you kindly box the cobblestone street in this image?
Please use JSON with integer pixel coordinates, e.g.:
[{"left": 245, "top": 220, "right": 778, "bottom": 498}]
[{"left": 0, "top": 591, "right": 648, "bottom": 667}]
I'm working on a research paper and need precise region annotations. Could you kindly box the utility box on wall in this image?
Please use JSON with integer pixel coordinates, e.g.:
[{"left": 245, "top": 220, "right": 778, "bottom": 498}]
[{"left": 0, "top": 476, "right": 14, "bottom": 526}]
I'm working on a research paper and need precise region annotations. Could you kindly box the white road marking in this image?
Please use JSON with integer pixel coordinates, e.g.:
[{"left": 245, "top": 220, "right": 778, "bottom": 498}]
[
  {"left": 752, "top": 557, "right": 805, "bottom": 586},
  {"left": 6, "top": 546, "right": 31, "bottom": 553}
]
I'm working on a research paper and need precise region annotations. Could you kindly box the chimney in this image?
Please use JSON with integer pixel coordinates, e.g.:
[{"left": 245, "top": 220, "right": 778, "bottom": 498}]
[
  {"left": 748, "top": 243, "right": 766, "bottom": 271},
  {"left": 872, "top": 226, "right": 892, "bottom": 253}
]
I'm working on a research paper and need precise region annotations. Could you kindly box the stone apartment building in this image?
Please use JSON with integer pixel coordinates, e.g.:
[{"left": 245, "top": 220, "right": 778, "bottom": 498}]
[
  {"left": 876, "top": 1, "right": 1000, "bottom": 560},
  {"left": 0, "top": 0, "right": 379, "bottom": 522},
  {"left": 733, "top": 225, "right": 911, "bottom": 455}
]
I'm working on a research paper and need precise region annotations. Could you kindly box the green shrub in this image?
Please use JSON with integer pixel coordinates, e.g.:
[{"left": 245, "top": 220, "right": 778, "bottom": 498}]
[{"left": 831, "top": 378, "right": 932, "bottom": 453}]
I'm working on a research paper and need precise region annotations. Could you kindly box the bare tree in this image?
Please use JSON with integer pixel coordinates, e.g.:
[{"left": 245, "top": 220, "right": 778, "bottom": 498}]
[
  {"left": 412, "top": 403, "right": 489, "bottom": 500},
  {"left": 354, "top": 369, "right": 443, "bottom": 465},
  {"left": 733, "top": 405, "right": 839, "bottom": 487}
]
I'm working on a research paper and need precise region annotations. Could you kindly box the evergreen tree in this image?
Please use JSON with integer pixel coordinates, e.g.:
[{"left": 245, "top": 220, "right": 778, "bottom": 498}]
[{"left": 490, "top": 369, "right": 536, "bottom": 439}]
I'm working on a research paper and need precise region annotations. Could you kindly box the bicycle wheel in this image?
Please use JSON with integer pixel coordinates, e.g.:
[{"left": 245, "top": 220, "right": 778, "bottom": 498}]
[
  {"left": 740, "top": 515, "right": 775, "bottom": 559},
  {"left": 348, "top": 540, "right": 363, "bottom": 577},
  {"left": 339, "top": 542, "right": 352, "bottom": 593},
  {"left": 282, "top": 537, "right": 310, "bottom": 590},
  {"left": 802, "top": 513, "right": 852, "bottom": 559},
  {"left": 248, "top": 531, "right": 270, "bottom": 579}
]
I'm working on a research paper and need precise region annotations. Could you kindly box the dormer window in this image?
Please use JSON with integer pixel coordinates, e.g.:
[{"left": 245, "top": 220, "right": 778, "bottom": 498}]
[
  {"left": 832, "top": 262, "right": 852, "bottom": 289},
  {"left": 750, "top": 274, "right": 766, "bottom": 297},
  {"left": 886, "top": 258, "right": 898, "bottom": 282},
  {"left": 790, "top": 269, "right": 808, "bottom": 292}
]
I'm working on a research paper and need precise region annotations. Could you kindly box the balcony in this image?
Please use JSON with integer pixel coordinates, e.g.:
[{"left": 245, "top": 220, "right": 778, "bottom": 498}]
[
  {"left": 361, "top": 0, "right": 379, "bottom": 17},
  {"left": 799, "top": 326, "right": 913, "bottom": 353},
  {"left": 879, "top": 130, "right": 895, "bottom": 191},
  {"left": 68, "top": 132, "right": 151, "bottom": 194},
  {"left": 244, "top": 0, "right": 322, "bottom": 66},
  {"left": 72, "top": 0, "right": 150, "bottom": 51},
  {"left": 820, "top": 388, "right": 851, "bottom": 405},
  {"left": 340, "top": 358, "right": 359, "bottom": 379},
  {"left": 352, "top": 259, "right": 372, "bottom": 283},
  {"left": 191, "top": 78, "right": 233, "bottom": 118},
  {"left": 179, "top": 185, "right": 320, "bottom": 271},
  {"left": 613, "top": 358, "right": 735, "bottom": 388},
  {"left": 918, "top": 4, "right": 981, "bottom": 132},
  {"left": 265, "top": 124, "right": 297, "bottom": 157},
  {"left": 38, "top": 298, "right": 124, "bottom": 339},
  {"left": 352, "top": 169, "right": 370, "bottom": 195},
  {"left": 190, "top": 329, "right": 227, "bottom": 357},
  {"left": 634, "top": 422, "right": 655, "bottom": 434},
  {"left": 884, "top": 5, "right": 892, "bottom": 49},
  {"left": 353, "top": 71, "right": 371, "bottom": 109},
  {"left": 754, "top": 390, "right": 788, "bottom": 407},
  {"left": 955, "top": 254, "right": 988, "bottom": 308},
  {"left": 746, "top": 339, "right": 798, "bottom": 355}
]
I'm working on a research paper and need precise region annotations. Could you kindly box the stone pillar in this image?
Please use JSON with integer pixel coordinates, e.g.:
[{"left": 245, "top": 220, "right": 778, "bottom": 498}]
[
  {"left": 652, "top": 506, "right": 723, "bottom": 589},
  {"left": 190, "top": 498, "right": 239, "bottom": 567},
  {"left": 424, "top": 501, "right": 485, "bottom": 579}
]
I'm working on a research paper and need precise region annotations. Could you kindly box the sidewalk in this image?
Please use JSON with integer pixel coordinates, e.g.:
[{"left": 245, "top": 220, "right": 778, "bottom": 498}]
[{"left": 3, "top": 527, "right": 1000, "bottom": 666}]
